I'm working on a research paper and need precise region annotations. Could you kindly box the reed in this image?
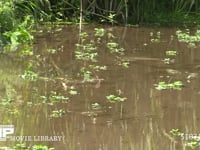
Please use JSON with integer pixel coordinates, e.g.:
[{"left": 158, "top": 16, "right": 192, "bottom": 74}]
[{"left": 9, "top": 0, "right": 200, "bottom": 24}]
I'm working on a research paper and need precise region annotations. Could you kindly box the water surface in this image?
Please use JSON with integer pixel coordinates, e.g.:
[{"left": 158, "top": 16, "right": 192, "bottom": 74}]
[{"left": 1, "top": 25, "right": 200, "bottom": 150}]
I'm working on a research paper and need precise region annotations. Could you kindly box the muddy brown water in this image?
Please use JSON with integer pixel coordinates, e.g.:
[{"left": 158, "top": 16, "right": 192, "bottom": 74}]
[{"left": 1, "top": 25, "right": 200, "bottom": 150}]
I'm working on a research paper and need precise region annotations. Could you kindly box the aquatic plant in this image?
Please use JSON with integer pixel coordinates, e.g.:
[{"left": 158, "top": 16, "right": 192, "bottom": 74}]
[
  {"left": 50, "top": 109, "right": 65, "bottom": 118},
  {"left": 186, "top": 141, "right": 199, "bottom": 149},
  {"left": 106, "top": 94, "right": 127, "bottom": 103},
  {"left": 176, "top": 29, "right": 200, "bottom": 48},
  {"left": 91, "top": 102, "right": 101, "bottom": 110},
  {"left": 69, "top": 89, "right": 78, "bottom": 95},
  {"left": 94, "top": 28, "right": 105, "bottom": 37},
  {"left": 0, "top": 143, "right": 54, "bottom": 150},
  {"left": 89, "top": 65, "right": 107, "bottom": 71},
  {"left": 40, "top": 91, "right": 69, "bottom": 104},
  {"left": 118, "top": 61, "right": 129, "bottom": 68},
  {"left": 166, "top": 50, "right": 177, "bottom": 56},
  {"left": 21, "top": 70, "right": 38, "bottom": 81},
  {"left": 170, "top": 128, "right": 184, "bottom": 137},
  {"left": 150, "top": 31, "right": 161, "bottom": 43},
  {"left": 162, "top": 58, "right": 175, "bottom": 64},
  {"left": 46, "top": 46, "right": 64, "bottom": 54},
  {"left": 107, "top": 42, "right": 125, "bottom": 55},
  {"left": 49, "top": 91, "right": 69, "bottom": 102},
  {"left": 75, "top": 43, "right": 97, "bottom": 62},
  {"left": 154, "top": 81, "right": 183, "bottom": 90},
  {"left": 170, "top": 129, "right": 200, "bottom": 149}
]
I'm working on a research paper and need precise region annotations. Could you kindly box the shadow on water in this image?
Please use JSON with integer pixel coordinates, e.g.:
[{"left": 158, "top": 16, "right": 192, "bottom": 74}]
[{"left": 1, "top": 25, "right": 200, "bottom": 150}]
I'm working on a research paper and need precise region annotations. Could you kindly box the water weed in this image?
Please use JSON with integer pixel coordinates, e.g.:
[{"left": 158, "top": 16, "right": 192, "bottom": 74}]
[
  {"left": 50, "top": 109, "right": 65, "bottom": 118},
  {"left": 75, "top": 28, "right": 127, "bottom": 83},
  {"left": 107, "top": 42, "right": 125, "bottom": 55},
  {"left": 68, "top": 90, "right": 78, "bottom": 95},
  {"left": 176, "top": 29, "right": 200, "bottom": 48},
  {"left": 170, "top": 129, "right": 200, "bottom": 149},
  {"left": 162, "top": 58, "right": 175, "bottom": 64},
  {"left": 106, "top": 94, "right": 127, "bottom": 103},
  {"left": 21, "top": 70, "right": 38, "bottom": 81},
  {"left": 154, "top": 81, "right": 183, "bottom": 90},
  {"left": 91, "top": 103, "right": 101, "bottom": 110},
  {"left": 0, "top": 143, "right": 54, "bottom": 150},
  {"left": 166, "top": 50, "right": 177, "bottom": 56},
  {"left": 150, "top": 31, "right": 161, "bottom": 43}
]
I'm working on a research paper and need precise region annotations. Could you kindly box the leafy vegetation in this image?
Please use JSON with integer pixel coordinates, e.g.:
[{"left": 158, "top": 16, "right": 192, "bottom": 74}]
[
  {"left": 170, "top": 129, "right": 200, "bottom": 149},
  {"left": 0, "top": 143, "right": 54, "bottom": 150},
  {"left": 106, "top": 95, "right": 127, "bottom": 103},
  {"left": 154, "top": 81, "right": 183, "bottom": 90},
  {"left": 176, "top": 29, "right": 200, "bottom": 48}
]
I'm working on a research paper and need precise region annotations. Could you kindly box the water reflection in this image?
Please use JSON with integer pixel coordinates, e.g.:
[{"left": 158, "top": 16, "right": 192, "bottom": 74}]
[{"left": 0, "top": 25, "right": 200, "bottom": 150}]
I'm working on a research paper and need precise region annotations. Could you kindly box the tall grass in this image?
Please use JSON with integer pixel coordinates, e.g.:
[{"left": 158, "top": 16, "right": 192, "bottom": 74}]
[{"left": 5, "top": 0, "right": 200, "bottom": 25}]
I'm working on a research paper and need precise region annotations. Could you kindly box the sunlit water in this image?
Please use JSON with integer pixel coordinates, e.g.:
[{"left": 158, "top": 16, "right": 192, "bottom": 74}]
[{"left": 1, "top": 25, "right": 200, "bottom": 150}]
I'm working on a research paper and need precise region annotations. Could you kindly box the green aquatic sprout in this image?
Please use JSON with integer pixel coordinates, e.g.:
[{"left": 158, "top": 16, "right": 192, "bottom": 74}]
[
  {"left": 150, "top": 31, "right": 161, "bottom": 43},
  {"left": 91, "top": 102, "right": 101, "bottom": 110},
  {"left": 1, "top": 143, "right": 54, "bottom": 150},
  {"left": 106, "top": 95, "right": 127, "bottom": 103},
  {"left": 107, "top": 42, "right": 125, "bottom": 54},
  {"left": 75, "top": 43, "right": 97, "bottom": 62},
  {"left": 176, "top": 29, "right": 200, "bottom": 48},
  {"left": 50, "top": 109, "right": 65, "bottom": 118},
  {"left": 80, "top": 32, "right": 88, "bottom": 42},
  {"left": 69, "top": 90, "right": 78, "bottom": 95},
  {"left": 80, "top": 67, "right": 92, "bottom": 81},
  {"left": 154, "top": 81, "right": 183, "bottom": 90},
  {"left": 21, "top": 70, "right": 38, "bottom": 81},
  {"left": 19, "top": 45, "right": 33, "bottom": 56},
  {"left": 89, "top": 65, "right": 107, "bottom": 71},
  {"left": 118, "top": 61, "right": 129, "bottom": 68},
  {"left": 162, "top": 58, "right": 175, "bottom": 64},
  {"left": 107, "top": 42, "right": 118, "bottom": 49},
  {"left": 94, "top": 28, "right": 105, "bottom": 37},
  {"left": 186, "top": 141, "right": 199, "bottom": 150},
  {"left": 50, "top": 91, "right": 69, "bottom": 102},
  {"left": 32, "top": 144, "right": 54, "bottom": 150},
  {"left": 166, "top": 50, "right": 177, "bottom": 56},
  {"left": 108, "top": 13, "right": 116, "bottom": 24},
  {"left": 170, "top": 128, "right": 184, "bottom": 137},
  {"left": 40, "top": 92, "right": 69, "bottom": 103},
  {"left": 47, "top": 48, "right": 57, "bottom": 54}
]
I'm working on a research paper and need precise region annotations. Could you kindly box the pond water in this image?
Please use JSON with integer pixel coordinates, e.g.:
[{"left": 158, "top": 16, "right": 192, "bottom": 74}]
[{"left": 1, "top": 25, "right": 200, "bottom": 150}]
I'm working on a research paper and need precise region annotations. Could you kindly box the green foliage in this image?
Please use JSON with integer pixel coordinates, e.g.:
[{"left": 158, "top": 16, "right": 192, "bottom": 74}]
[
  {"left": 91, "top": 102, "right": 101, "bottom": 110},
  {"left": 170, "top": 129, "right": 200, "bottom": 149},
  {"left": 0, "top": 1, "right": 17, "bottom": 33},
  {"left": 0, "top": 143, "right": 54, "bottom": 150},
  {"left": 68, "top": 89, "right": 78, "bottom": 95},
  {"left": 14, "top": 0, "right": 51, "bottom": 22},
  {"left": 4, "top": 15, "right": 34, "bottom": 47},
  {"left": 150, "top": 31, "right": 161, "bottom": 43},
  {"left": 186, "top": 141, "right": 199, "bottom": 149},
  {"left": 154, "top": 81, "right": 183, "bottom": 90},
  {"left": 49, "top": 91, "right": 69, "bottom": 102},
  {"left": 21, "top": 70, "right": 38, "bottom": 81},
  {"left": 106, "top": 94, "right": 127, "bottom": 103},
  {"left": 94, "top": 28, "right": 105, "bottom": 37},
  {"left": 107, "top": 42, "right": 125, "bottom": 54},
  {"left": 170, "top": 128, "right": 183, "bottom": 137},
  {"left": 40, "top": 91, "right": 69, "bottom": 103},
  {"left": 50, "top": 109, "right": 65, "bottom": 118},
  {"left": 1, "top": 0, "right": 200, "bottom": 26},
  {"left": 162, "top": 58, "right": 175, "bottom": 64},
  {"left": 166, "top": 50, "right": 177, "bottom": 56},
  {"left": 176, "top": 29, "right": 200, "bottom": 48}
]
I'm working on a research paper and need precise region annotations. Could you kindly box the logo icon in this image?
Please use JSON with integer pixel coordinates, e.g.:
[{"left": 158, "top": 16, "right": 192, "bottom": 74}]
[{"left": 0, "top": 125, "right": 14, "bottom": 141}]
